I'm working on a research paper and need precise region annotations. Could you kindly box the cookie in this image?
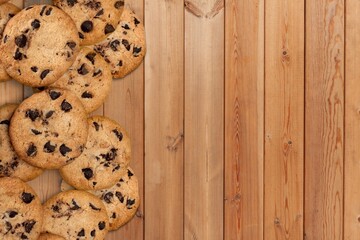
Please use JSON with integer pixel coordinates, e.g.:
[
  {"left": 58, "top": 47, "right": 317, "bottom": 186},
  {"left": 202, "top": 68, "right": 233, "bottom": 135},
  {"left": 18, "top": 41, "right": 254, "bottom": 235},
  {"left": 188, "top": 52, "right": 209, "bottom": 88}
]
[
  {"left": 0, "top": 104, "right": 43, "bottom": 181},
  {"left": 53, "top": 0, "right": 124, "bottom": 46},
  {"left": 60, "top": 116, "right": 131, "bottom": 190},
  {"left": 9, "top": 88, "right": 88, "bottom": 169},
  {"left": 38, "top": 233, "right": 65, "bottom": 240},
  {"left": 42, "top": 190, "right": 109, "bottom": 240},
  {"left": 49, "top": 47, "right": 112, "bottom": 113},
  {"left": 94, "top": 7, "right": 146, "bottom": 78},
  {"left": 0, "top": 5, "right": 80, "bottom": 87},
  {"left": 90, "top": 167, "right": 140, "bottom": 230},
  {"left": 0, "top": 177, "right": 43, "bottom": 240},
  {"left": 0, "top": 3, "right": 20, "bottom": 82}
]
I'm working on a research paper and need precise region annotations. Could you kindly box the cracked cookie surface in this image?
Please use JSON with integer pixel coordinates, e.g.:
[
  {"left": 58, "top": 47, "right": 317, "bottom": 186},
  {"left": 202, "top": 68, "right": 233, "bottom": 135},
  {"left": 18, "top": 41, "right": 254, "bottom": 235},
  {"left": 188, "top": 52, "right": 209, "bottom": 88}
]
[
  {"left": 9, "top": 88, "right": 88, "bottom": 169},
  {"left": 60, "top": 116, "right": 131, "bottom": 190},
  {"left": 0, "top": 5, "right": 80, "bottom": 87},
  {"left": 90, "top": 167, "right": 140, "bottom": 230},
  {"left": 94, "top": 7, "right": 146, "bottom": 78},
  {"left": 53, "top": 0, "right": 124, "bottom": 46},
  {"left": 0, "top": 3, "right": 20, "bottom": 82},
  {"left": 0, "top": 177, "right": 43, "bottom": 240},
  {"left": 42, "top": 190, "right": 108, "bottom": 240},
  {"left": 0, "top": 104, "right": 43, "bottom": 181},
  {"left": 49, "top": 47, "right": 112, "bottom": 113}
]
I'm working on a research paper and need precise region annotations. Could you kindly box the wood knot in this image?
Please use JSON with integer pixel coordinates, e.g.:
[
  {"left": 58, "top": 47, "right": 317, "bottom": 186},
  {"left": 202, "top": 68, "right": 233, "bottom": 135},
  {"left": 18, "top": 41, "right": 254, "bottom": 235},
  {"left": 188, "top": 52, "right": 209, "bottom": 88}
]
[
  {"left": 274, "top": 217, "right": 281, "bottom": 225},
  {"left": 167, "top": 133, "right": 184, "bottom": 151},
  {"left": 136, "top": 210, "right": 144, "bottom": 218}
]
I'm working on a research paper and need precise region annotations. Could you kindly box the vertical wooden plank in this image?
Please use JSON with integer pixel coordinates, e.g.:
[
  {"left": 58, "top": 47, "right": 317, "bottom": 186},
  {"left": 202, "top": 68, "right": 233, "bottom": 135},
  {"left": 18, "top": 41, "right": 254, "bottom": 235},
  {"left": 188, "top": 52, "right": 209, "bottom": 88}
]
[
  {"left": 305, "top": 0, "right": 344, "bottom": 239},
  {"left": 104, "top": 1, "right": 144, "bottom": 239},
  {"left": 224, "top": 0, "right": 264, "bottom": 239},
  {"left": 184, "top": 1, "right": 224, "bottom": 240},
  {"left": 344, "top": 0, "right": 360, "bottom": 238},
  {"left": 264, "top": 0, "right": 304, "bottom": 239},
  {"left": 144, "top": 0, "right": 184, "bottom": 239}
]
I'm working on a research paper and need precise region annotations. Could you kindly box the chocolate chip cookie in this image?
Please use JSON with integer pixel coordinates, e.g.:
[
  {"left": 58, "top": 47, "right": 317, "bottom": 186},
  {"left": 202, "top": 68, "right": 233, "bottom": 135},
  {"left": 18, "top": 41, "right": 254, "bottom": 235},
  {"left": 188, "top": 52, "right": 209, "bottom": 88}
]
[
  {"left": 53, "top": 0, "right": 124, "bottom": 46},
  {"left": 0, "top": 104, "right": 43, "bottom": 181},
  {"left": 60, "top": 116, "right": 131, "bottom": 190},
  {"left": 94, "top": 7, "right": 146, "bottom": 78},
  {"left": 0, "top": 3, "right": 20, "bottom": 82},
  {"left": 49, "top": 47, "right": 112, "bottom": 113},
  {"left": 0, "top": 5, "right": 80, "bottom": 87},
  {"left": 43, "top": 190, "right": 109, "bottom": 240},
  {"left": 90, "top": 167, "right": 140, "bottom": 230},
  {"left": 0, "top": 177, "right": 43, "bottom": 240},
  {"left": 38, "top": 233, "right": 65, "bottom": 240},
  {"left": 9, "top": 88, "right": 88, "bottom": 169}
]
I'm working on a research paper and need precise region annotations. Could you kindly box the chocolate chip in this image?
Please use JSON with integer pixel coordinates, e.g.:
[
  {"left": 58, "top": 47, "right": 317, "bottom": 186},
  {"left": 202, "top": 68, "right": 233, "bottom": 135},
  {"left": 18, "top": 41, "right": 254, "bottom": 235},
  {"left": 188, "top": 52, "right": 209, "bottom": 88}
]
[
  {"left": 21, "top": 192, "right": 34, "bottom": 204},
  {"left": 66, "top": 41, "right": 77, "bottom": 50},
  {"left": 0, "top": 120, "right": 10, "bottom": 125},
  {"left": 110, "top": 40, "right": 120, "bottom": 51},
  {"left": 89, "top": 203, "right": 101, "bottom": 211},
  {"left": 98, "top": 221, "right": 106, "bottom": 230},
  {"left": 22, "top": 220, "right": 36, "bottom": 233},
  {"left": 91, "top": 230, "right": 96, "bottom": 237},
  {"left": 78, "top": 229, "right": 85, "bottom": 236},
  {"left": 44, "top": 141, "right": 56, "bottom": 153},
  {"left": 25, "top": 109, "right": 41, "bottom": 121},
  {"left": 8, "top": 13, "right": 15, "bottom": 18},
  {"left": 31, "top": 19, "right": 40, "bottom": 29},
  {"left": 60, "top": 144, "right": 72, "bottom": 156},
  {"left": 26, "top": 144, "right": 37, "bottom": 157},
  {"left": 118, "top": 60, "right": 123, "bottom": 66},
  {"left": 114, "top": 1, "right": 124, "bottom": 9},
  {"left": 52, "top": 205, "right": 60, "bottom": 212},
  {"left": 45, "top": 7, "right": 53, "bottom": 15},
  {"left": 81, "top": 21, "right": 93, "bottom": 33},
  {"left": 20, "top": 233, "right": 28, "bottom": 239},
  {"left": 67, "top": 0, "right": 78, "bottom": 6},
  {"left": 8, "top": 211, "right": 18, "bottom": 218},
  {"left": 122, "top": 39, "right": 131, "bottom": 51},
  {"left": 31, "top": 66, "right": 38, "bottom": 72},
  {"left": 100, "top": 148, "right": 117, "bottom": 161},
  {"left": 5, "top": 221, "right": 12, "bottom": 231},
  {"left": 115, "top": 191, "right": 124, "bottom": 203},
  {"left": 15, "top": 34, "right": 27, "bottom": 48},
  {"left": 40, "top": 69, "right": 50, "bottom": 80},
  {"left": 134, "top": 17, "right": 140, "bottom": 26},
  {"left": 70, "top": 199, "right": 81, "bottom": 210},
  {"left": 85, "top": 52, "right": 96, "bottom": 64},
  {"left": 31, "top": 129, "right": 41, "bottom": 135},
  {"left": 3, "top": 35, "right": 8, "bottom": 43},
  {"left": 104, "top": 24, "right": 115, "bottom": 34},
  {"left": 82, "top": 168, "right": 93, "bottom": 180},
  {"left": 111, "top": 212, "right": 116, "bottom": 218},
  {"left": 40, "top": 6, "right": 47, "bottom": 16},
  {"left": 14, "top": 48, "right": 23, "bottom": 60},
  {"left": 103, "top": 192, "right": 114, "bottom": 203},
  {"left": 122, "top": 24, "right": 130, "bottom": 30},
  {"left": 128, "top": 169, "right": 134, "bottom": 177},
  {"left": 95, "top": 9, "right": 104, "bottom": 18},
  {"left": 79, "top": 32, "right": 85, "bottom": 39},
  {"left": 61, "top": 100, "right": 72, "bottom": 112},
  {"left": 133, "top": 47, "right": 142, "bottom": 56},
  {"left": 81, "top": 91, "right": 93, "bottom": 98},
  {"left": 49, "top": 90, "right": 61, "bottom": 100},
  {"left": 93, "top": 69, "right": 102, "bottom": 77},
  {"left": 46, "top": 111, "right": 55, "bottom": 118},
  {"left": 93, "top": 122, "right": 100, "bottom": 131},
  {"left": 25, "top": 6, "right": 33, "bottom": 10},
  {"left": 112, "top": 129, "right": 123, "bottom": 141},
  {"left": 77, "top": 64, "right": 89, "bottom": 75},
  {"left": 127, "top": 199, "right": 136, "bottom": 208}
]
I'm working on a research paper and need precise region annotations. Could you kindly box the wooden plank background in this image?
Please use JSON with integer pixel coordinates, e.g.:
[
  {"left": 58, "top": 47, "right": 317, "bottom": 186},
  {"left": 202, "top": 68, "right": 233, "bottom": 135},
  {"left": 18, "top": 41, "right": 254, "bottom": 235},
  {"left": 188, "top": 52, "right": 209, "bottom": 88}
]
[{"left": 3, "top": 0, "right": 360, "bottom": 239}]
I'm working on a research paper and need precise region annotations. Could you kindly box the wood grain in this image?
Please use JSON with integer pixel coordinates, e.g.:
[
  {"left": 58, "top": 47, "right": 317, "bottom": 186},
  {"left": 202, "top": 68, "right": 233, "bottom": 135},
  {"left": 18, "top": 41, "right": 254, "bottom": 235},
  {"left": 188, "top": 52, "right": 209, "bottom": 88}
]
[
  {"left": 224, "top": 0, "right": 264, "bottom": 239},
  {"left": 344, "top": 0, "right": 360, "bottom": 238},
  {"left": 305, "top": 0, "right": 344, "bottom": 239},
  {"left": 264, "top": 0, "right": 304, "bottom": 239},
  {"left": 104, "top": 1, "right": 144, "bottom": 239},
  {"left": 184, "top": 1, "right": 224, "bottom": 240},
  {"left": 144, "top": 0, "right": 184, "bottom": 239}
]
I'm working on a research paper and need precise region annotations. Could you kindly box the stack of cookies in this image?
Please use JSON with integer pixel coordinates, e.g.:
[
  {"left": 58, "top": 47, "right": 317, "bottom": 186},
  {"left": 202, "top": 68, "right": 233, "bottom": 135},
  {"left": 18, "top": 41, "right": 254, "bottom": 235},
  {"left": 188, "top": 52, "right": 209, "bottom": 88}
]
[{"left": 0, "top": 1, "right": 145, "bottom": 239}]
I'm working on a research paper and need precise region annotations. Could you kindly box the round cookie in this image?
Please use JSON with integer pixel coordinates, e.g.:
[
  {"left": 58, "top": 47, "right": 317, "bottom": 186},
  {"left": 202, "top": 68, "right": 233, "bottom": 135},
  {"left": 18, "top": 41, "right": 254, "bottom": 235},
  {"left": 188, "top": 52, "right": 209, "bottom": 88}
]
[
  {"left": 0, "top": 3, "right": 20, "bottom": 82},
  {"left": 90, "top": 167, "right": 140, "bottom": 230},
  {"left": 0, "top": 177, "right": 43, "bottom": 240},
  {"left": 0, "top": 104, "right": 43, "bottom": 181},
  {"left": 94, "top": 7, "right": 146, "bottom": 78},
  {"left": 49, "top": 47, "right": 112, "bottom": 113},
  {"left": 53, "top": 0, "right": 124, "bottom": 46},
  {"left": 0, "top": 5, "right": 80, "bottom": 87},
  {"left": 9, "top": 88, "right": 89, "bottom": 169},
  {"left": 43, "top": 190, "right": 109, "bottom": 240},
  {"left": 60, "top": 116, "right": 131, "bottom": 190},
  {"left": 39, "top": 233, "right": 65, "bottom": 240}
]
